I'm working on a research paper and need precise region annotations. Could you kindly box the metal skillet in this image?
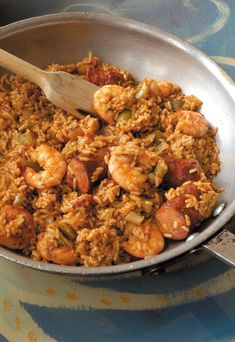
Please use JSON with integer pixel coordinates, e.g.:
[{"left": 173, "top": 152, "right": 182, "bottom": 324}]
[{"left": 0, "top": 12, "right": 235, "bottom": 276}]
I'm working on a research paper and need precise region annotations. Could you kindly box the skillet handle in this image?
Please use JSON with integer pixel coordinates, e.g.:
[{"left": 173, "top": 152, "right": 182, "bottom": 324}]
[
  {"left": 141, "top": 229, "right": 235, "bottom": 276},
  {"left": 202, "top": 229, "right": 235, "bottom": 267}
]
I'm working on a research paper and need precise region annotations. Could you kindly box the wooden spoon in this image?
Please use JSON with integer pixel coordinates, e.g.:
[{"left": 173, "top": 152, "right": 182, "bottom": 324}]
[{"left": 0, "top": 48, "right": 99, "bottom": 119}]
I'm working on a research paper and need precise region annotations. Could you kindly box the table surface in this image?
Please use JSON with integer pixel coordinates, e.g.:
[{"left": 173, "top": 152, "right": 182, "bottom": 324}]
[{"left": 1, "top": 1, "right": 235, "bottom": 341}]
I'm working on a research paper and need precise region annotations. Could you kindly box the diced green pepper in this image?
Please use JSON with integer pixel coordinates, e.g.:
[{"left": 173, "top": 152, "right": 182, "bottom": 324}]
[
  {"left": 3, "top": 83, "right": 12, "bottom": 93},
  {"left": 117, "top": 110, "right": 132, "bottom": 123},
  {"left": 58, "top": 224, "right": 77, "bottom": 241},
  {"left": 154, "top": 159, "right": 168, "bottom": 187},
  {"left": 154, "top": 130, "right": 166, "bottom": 142}
]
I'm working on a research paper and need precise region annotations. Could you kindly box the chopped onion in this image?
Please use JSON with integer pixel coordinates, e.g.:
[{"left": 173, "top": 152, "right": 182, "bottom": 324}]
[
  {"left": 156, "top": 141, "right": 169, "bottom": 153},
  {"left": 136, "top": 81, "right": 148, "bottom": 99},
  {"left": 14, "top": 130, "right": 35, "bottom": 146},
  {"left": 154, "top": 159, "right": 168, "bottom": 187},
  {"left": 13, "top": 194, "right": 25, "bottom": 206},
  {"left": 125, "top": 211, "right": 144, "bottom": 224}
]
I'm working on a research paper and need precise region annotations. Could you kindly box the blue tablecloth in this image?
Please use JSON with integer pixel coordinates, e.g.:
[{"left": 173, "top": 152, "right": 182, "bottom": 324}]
[{"left": 1, "top": 1, "right": 235, "bottom": 341}]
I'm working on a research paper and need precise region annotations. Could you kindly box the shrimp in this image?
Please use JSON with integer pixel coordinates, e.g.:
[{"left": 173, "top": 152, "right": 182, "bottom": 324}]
[
  {"left": 93, "top": 84, "right": 136, "bottom": 124},
  {"left": 136, "top": 78, "right": 179, "bottom": 100},
  {"left": 123, "top": 220, "right": 165, "bottom": 258},
  {"left": 0, "top": 205, "right": 35, "bottom": 250},
  {"left": 24, "top": 144, "right": 67, "bottom": 189},
  {"left": 109, "top": 154, "right": 147, "bottom": 193},
  {"left": 155, "top": 183, "right": 202, "bottom": 240},
  {"left": 150, "top": 80, "right": 177, "bottom": 98},
  {"left": 108, "top": 142, "right": 159, "bottom": 193},
  {"left": 172, "top": 110, "right": 209, "bottom": 138},
  {"left": 37, "top": 230, "right": 79, "bottom": 265}
]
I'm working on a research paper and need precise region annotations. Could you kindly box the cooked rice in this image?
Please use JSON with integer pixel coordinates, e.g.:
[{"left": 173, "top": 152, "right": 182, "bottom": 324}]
[{"left": 0, "top": 53, "right": 221, "bottom": 266}]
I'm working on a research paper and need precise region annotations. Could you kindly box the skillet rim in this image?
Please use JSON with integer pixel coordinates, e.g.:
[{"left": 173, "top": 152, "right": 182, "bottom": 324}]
[{"left": 0, "top": 12, "right": 235, "bottom": 276}]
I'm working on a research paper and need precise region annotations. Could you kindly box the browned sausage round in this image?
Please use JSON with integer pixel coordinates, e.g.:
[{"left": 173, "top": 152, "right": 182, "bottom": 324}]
[
  {"left": 67, "top": 147, "right": 109, "bottom": 193},
  {"left": 163, "top": 157, "right": 202, "bottom": 188},
  {"left": 155, "top": 183, "right": 201, "bottom": 240},
  {"left": 84, "top": 68, "right": 126, "bottom": 86}
]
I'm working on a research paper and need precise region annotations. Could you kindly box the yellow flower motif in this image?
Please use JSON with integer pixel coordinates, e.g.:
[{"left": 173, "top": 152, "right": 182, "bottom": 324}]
[
  {"left": 120, "top": 295, "right": 132, "bottom": 304},
  {"left": 100, "top": 298, "right": 113, "bottom": 306},
  {"left": 191, "top": 288, "right": 205, "bottom": 298},
  {"left": 15, "top": 316, "right": 22, "bottom": 330},
  {"left": 2, "top": 299, "right": 12, "bottom": 312},
  {"left": 67, "top": 293, "right": 78, "bottom": 301},
  {"left": 45, "top": 288, "right": 57, "bottom": 295},
  {"left": 28, "top": 330, "right": 37, "bottom": 342}
]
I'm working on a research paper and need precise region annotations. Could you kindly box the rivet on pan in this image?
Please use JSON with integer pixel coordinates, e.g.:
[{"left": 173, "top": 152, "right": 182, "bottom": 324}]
[
  {"left": 186, "top": 232, "right": 200, "bottom": 242},
  {"left": 212, "top": 202, "right": 226, "bottom": 218}
]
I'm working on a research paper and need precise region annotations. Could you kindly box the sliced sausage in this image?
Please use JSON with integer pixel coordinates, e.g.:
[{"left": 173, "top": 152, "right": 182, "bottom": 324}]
[
  {"left": 163, "top": 157, "right": 202, "bottom": 188},
  {"left": 67, "top": 148, "right": 109, "bottom": 193},
  {"left": 155, "top": 183, "right": 201, "bottom": 240},
  {"left": 84, "top": 68, "right": 126, "bottom": 86}
]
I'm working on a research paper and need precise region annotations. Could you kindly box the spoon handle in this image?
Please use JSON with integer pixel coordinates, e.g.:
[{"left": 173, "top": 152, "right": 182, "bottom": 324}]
[
  {"left": 0, "top": 48, "right": 98, "bottom": 117},
  {"left": 0, "top": 48, "right": 45, "bottom": 87}
]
